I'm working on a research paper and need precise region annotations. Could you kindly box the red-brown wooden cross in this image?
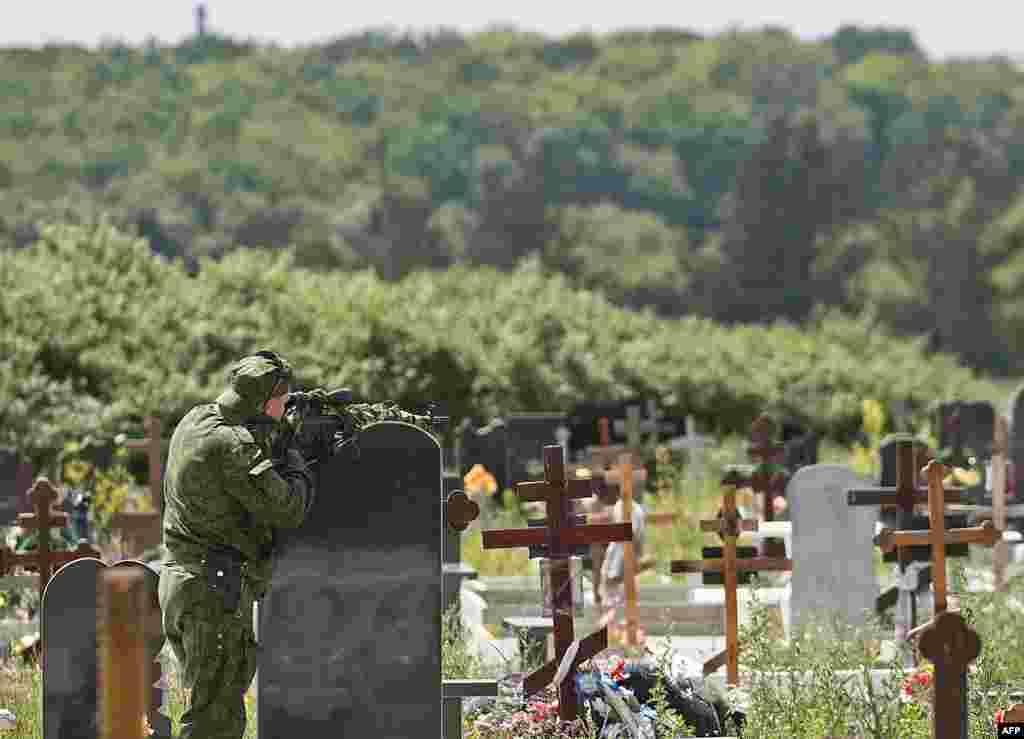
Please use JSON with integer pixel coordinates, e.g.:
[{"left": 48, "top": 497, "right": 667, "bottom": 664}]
[
  {"left": 884, "top": 461, "right": 997, "bottom": 739},
  {"left": 481, "top": 445, "right": 632, "bottom": 721},
  {"left": 0, "top": 478, "right": 102, "bottom": 602},
  {"left": 670, "top": 467, "right": 791, "bottom": 686},
  {"left": 916, "top": 610, "right": 981, "bottom": 739},
  {"left": 878, "top": 462, "right": 998, "bottom": 617}
]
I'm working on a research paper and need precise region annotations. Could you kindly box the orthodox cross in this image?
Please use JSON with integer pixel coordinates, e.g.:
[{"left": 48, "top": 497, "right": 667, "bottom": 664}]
[
  {"left": 0, "top": 478, "right": 101, "bottom": 602},
  {"left": 885, "top": 460, "right": 997, "bottom": 739},
  {"left": 746, "top": 415, "right": 789, "bottom": 524},
  {"left": 847, "top": 438, "right": 962, "bottom": 637},
  {"left": 481, "top": 445, "right": 632, "bottom": 721},
  {"left": 670, "top": 467, "right": 792, "bottom": 685},
  {"left": 876, "top": 461, "right": 997, "bottom": 615}
]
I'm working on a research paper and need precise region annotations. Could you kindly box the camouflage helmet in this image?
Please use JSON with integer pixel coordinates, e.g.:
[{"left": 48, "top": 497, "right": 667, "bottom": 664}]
[{"left": 216, "top": 350, "right": 294, "bottom": 419}]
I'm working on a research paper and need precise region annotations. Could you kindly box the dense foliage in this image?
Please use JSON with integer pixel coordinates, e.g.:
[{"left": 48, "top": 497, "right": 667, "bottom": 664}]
[
  {"left": 2, "top": 25, "right": 1024, "bottom": 372},
  {"left": 0, "top": 220, "right": 993, "bottom": 468}
]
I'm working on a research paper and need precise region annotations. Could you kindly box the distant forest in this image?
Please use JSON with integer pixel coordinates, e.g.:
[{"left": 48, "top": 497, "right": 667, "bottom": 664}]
[{"left": 2, "top": 24, "right": 1024, "bottom": 374}]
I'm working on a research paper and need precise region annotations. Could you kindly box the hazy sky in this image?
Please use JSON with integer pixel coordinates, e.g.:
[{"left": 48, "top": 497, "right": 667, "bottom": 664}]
[{"left": 4, "top": 0, "right": 1023, "bottom": 61}]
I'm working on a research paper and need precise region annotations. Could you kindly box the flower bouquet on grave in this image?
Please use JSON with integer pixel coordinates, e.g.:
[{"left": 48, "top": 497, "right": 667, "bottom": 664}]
[
  {"left": 899, "top": 662, "right": 934, "bottom": 723},
  {"left": 464, "top": 680, "right": 592, "bottom": 739},
  {"left": 575, "top": 658, "right": 657, "bottom": 739}
]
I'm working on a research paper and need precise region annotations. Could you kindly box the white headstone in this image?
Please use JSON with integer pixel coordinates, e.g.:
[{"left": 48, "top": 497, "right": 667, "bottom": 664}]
[{"left": 787, "top": 464, "right": 879, "bottom": 633}]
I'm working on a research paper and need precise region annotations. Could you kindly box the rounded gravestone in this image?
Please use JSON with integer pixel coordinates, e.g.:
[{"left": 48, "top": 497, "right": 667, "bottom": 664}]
[
  {"left": 42, "top": 557, "right": 165, "bottom": 739},
  {"left": 260, "top": 421, "right": 443, "bottom": 738},
  {"left": 787, "top": 464, "right": 877, "bottom": 633}
]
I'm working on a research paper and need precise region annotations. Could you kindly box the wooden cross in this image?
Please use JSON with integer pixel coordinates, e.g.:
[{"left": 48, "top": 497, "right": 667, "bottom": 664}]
[
  {"left": 670, "top": 467, "right": 792, "bottom": 685},
  {"left": 915, "top": 610, "right": 981, "bottom": 739},
  {"left": 747, "top": 415, "right": 788, "bottom": 523},
  {"left": 481, "top": 445, "right": 632, "bottom": 721},
  {"left": 847, "top": 438, "right": 962, "bottom": 634},
  {"left": 119, "top": 416, "right": 165, "bottom": 514},
  {"left": 613, "top": 453, "right": 640, "bottom": 647},
  {"left": 444, "top": 490, "right": 480, "bottom": 533},
  {"left": 0, "top": 478, "right": 102, "bottom": 602},
  {"left": 881, "top": 460, "right": 999, "bottom": 739},
  {"left": 875, "top": 461, "right": 997, "bottom": 616},
  {"left": 992, "top": 416, "right": 1010, "bottom": 592}
]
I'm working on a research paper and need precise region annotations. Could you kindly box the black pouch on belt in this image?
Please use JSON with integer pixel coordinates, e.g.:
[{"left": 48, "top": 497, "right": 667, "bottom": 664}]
[{"left": 206, "top": 546, "right": 243, "bottom": 613}]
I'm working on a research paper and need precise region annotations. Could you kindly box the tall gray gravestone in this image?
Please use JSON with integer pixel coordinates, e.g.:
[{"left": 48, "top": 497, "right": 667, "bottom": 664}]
[
  {"left": 787, "top": 465, "right": 878, "bottom": 632},
  {"left": 41, "top": 558, "right": 168, "bottom": 739},
  {"left": 259, "top": 421, "right": 442, "bottom": 739}
]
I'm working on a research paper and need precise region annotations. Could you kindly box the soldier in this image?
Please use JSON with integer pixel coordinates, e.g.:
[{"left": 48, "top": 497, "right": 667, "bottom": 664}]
[{"left": 158, "top": 350, "right": 315, "bottom": 739}]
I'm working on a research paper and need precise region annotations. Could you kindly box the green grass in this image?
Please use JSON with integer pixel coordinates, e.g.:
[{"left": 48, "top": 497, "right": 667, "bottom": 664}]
[{"left": 0, "top": 654, "right": 257, "bottom": 739}]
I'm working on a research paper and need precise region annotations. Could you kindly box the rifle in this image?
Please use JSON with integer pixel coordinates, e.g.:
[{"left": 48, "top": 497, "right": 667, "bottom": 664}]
[{"left": 272, "top": 387, "right": 448, "bottom": 466}]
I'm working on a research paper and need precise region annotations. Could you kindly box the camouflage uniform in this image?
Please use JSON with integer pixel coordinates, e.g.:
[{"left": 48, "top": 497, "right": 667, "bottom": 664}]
[{"left": 158, "top": 351, "right": 314, "bottom": 739}]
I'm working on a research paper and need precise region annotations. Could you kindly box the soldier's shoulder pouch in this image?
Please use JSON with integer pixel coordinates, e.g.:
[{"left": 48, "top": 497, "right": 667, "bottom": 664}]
[{"left": 204, "top": 546, "right": 244, "bottom": 614}]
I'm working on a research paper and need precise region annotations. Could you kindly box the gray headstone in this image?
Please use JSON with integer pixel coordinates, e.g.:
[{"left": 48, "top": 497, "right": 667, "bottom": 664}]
[
  {"left": 788, "top": 464, "right": 879, "bottom": 632},
  {"left": 259, "top": 421, "right": 442, "bottom": 738},
  {"left": 42, "top": 558, "right": 167, "bottom": 739}
]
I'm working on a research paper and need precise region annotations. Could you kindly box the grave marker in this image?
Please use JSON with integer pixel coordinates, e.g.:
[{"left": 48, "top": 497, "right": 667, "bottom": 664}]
[
  {"left": 259, "top": 421, "right": 444, "bottom": 737},
  {"left": 787, "top": 464, "right": 878, "bottom": 632},
  {"left": 42, "top": 557, "right": 168, "bottom": 739},
  {"left": 0, "top": 479, "right": 102, "bottom": 603},
  {"left": 671, "top": 468, "right": 792, "bottom": 685},
  {"left": 0, "top": 447, "right": 31, "bottom": 526},
  {"left": 993, "top": 416, "right": 1010, "bottom": 591},
  {"left": 877, "top": 462, "right": 998, "bottom": 616},
  {"left": 915, "top": 611, "right": 981, "bottom": 739},
  {"left": 847, "top": 440, "right": 961, "bottom": 641},
  {"left": 481, "top": 445, "right": 632, "bottom": 721}
]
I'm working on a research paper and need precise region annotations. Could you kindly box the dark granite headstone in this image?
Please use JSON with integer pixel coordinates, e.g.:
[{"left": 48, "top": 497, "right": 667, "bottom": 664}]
[
  {"left": 566, "top": 399, "right": 685, "bottom": 456},
  {"left": 42, "top": 558, "right": 167, "bottom": 739},
  {"left": 934, "top": 401, "right": 996, "bottom": 459},
  {"left": 780, "top": 419, "right": 819, "bottom": 471},
  {"left": 503, "top": 413, "right": 568, "bottom": 488},
  {"left": 457, "top": 418, "right": 508, "bottom": 497},
  {"left": 259, "top": 421, "right": 442, "bottom": 738},
  {"left": 877, "top": 434, "right": 967, "bottom": 562},
  {"left": 0, "top": 447, "right": 21, "bottom": 527},
  {"left": 0, "top": 447, "right": 34, "bottom": 524}
]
